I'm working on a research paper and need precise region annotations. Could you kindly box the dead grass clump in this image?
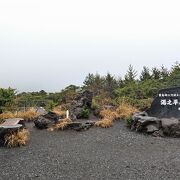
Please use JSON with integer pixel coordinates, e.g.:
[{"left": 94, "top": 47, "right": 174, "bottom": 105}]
[
  {"left": 4, "top": 128, "right": 30, "bottom": 148},
  {"left": 96, "top": 103, "right": 138, "bottom": 129},
  {"left": 0, "top": 112, "right": 15, "bottom": 123},
  {"left": 115, "top": 103, "right": 138, "bottom": 120},
  {"left": 48, "top": 118, "right": 72, "bottom": 131},
  {"left": 0, "top": 108, "right": 39, "bottom": 123},
  {"left": 100, "top": 108, "right": 118, "bottom": 121},
  {"left": 52, "top": 106, "right": 66, "bottom": 118},
  {"left": 95, "top": 118, "right": 113, "bottom": 128},
  {"left": 16, "top": 108, "right": 39, "bottom": 121}
]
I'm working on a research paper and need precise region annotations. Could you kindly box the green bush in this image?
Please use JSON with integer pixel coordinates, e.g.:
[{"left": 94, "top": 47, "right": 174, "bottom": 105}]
[
  {"left": 45, "top": 101, "right": 58, "bottom": 111},
  {"left": 126, "top": 116, "right": 133, "bottom": 127},
  {"left": 80, "top": 108, "right": 90, "bottom": 119},
  {"left": 91, "top": 98, "right": 100, "bottom": 110}
]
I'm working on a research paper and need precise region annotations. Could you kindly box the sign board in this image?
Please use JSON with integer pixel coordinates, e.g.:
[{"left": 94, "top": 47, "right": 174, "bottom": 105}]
[{"left": 147, "top": 87, "right": 180, "bottom": 118}]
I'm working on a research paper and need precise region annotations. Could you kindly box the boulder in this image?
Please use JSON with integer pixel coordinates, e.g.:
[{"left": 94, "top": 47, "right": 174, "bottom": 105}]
[
  {"left": 130, "top": 112, "right": 180, "bottom": 137},
  {"left": 34, "top": 111, "right": 60, "bottom": 129},
  {"left": 70, "top": 90, "right": 93, "bottom": 120},
  {"left": 43, "top": 111, "right": 60, "bottom": 122},
  {"left": 66, "top": 121, "right": 95, "bottom": 131},
  {"left": 34, "top": 116, "right": 54, "bottom": 129},
  {"left": 36, "top": 107, "right": 47, "bottom": 115},
  {"left": 161, "top": 118, "right": 180, "bottom": 137},
  {"left": 131, "top": 112, "right": 160, "bottom": 133}
]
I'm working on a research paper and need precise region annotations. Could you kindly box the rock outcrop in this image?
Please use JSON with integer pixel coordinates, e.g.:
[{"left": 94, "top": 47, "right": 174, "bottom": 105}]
[
  {"left": 70, "top": 90, "right": 93, "bottom": 120},
  {"left": 65, "top": 121, "right": 95, "bottom": 131},
  {"left": 34, "top": 111, "right": 60, "bottom": 129},
  {"left": 130, "top": 112, "right": 180, "bottom": 137}
]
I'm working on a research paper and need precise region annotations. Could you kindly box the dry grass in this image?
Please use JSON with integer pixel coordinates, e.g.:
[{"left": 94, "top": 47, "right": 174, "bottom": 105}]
[
  {"left": 52, "top": 106, "right": 66, "bottom": 118},
  {"left": 100, "top": 108, "right": 118, "bottom": 121},
  {"left": 16, "top": 108, "right": 39, "bottom": 121},
  {"left": 0, "top": 112, "right": 14, "bottom": 123},
  {"left": 0, "top": 108, "right": 39, "bottom": 123},
  {"left": 48, "top": 118, "right": 72, "bottom": 131},
  {"left": 115, "top": 103, "right": 138, "bottom": 120},
  {"left": 4, "top": 128, "right": 30, "bottom": 148},
  {"left": 95, "top": 118, "right": 113, "bottom": 128},
  {"left": 96, "top": 103, "right": 138, "bottom": 128}
]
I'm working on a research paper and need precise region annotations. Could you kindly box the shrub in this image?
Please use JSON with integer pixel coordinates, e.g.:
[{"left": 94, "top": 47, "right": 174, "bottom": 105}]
[
  {"left": 4, "top": 128, "right": 30, "bottom": 147},
  {"left": 126, "top": 116, "right": 133, "bottom": 127},
  {"left": 91, "top": 98, "right": 100, "bottom": 110},
  {"left": 45, "top": 101, "right": 58, "bottom": 111},
  {"left": 80, "top": 108, "right": 90, "bottom": 119}
]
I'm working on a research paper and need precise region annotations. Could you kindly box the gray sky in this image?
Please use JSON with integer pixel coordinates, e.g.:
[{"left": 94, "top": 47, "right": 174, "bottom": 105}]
[{"left": 0, "top": 0, "right": 180, "bottom": 92}]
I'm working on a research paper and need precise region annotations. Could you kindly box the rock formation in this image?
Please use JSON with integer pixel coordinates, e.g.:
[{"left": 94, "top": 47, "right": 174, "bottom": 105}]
[
  {"left": 70, "top": 90, "right": 93, "bottom": 120},
  {"left": 130, "top": 112, "right": 180, "bottom": 137},
  {"left": 34, "top": 111, "right": 60, "bottom": 129}
]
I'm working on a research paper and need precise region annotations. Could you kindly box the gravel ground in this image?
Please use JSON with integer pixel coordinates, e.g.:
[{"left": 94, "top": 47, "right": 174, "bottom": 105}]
[{"left": 0, "top": 121, "right": 180, "bottom": 180}]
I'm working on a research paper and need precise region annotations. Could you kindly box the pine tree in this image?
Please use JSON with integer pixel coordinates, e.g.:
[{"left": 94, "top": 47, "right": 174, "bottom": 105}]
[
  {"left": 124, "top": 65, "right": 137, "bottom": 84},
  {"left": 140, "top": 66, "right": 151, "bottom": 81},
  {"left": 104, "top": 73, "right": 118, "bottom": 97},
  {"left": 168, "top": 61, "right": 180, "bottom": 87},
  {"left": 152, "top": 67, "right": 161, "bottom": 80},
  {"left": 160, "top": 65, "right": 169, "bottom": 79}
]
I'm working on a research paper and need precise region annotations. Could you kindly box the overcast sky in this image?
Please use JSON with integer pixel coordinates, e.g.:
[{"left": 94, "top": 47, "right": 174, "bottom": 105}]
[{"left": 0, "top": 0, "right": 180, "bottom": 92}]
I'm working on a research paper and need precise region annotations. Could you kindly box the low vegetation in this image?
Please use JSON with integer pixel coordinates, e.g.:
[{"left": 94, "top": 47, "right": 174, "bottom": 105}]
[
  {"left": 4, "top": 128, "right": 30, "bottom": 148},
  {"left": 0, "top": 108, "right": 39, "bottom": 123},
  {"left": 48, "top": 118, "right": 72, "bottom": 131},
  {"left": 52, "top": 106, "right": 66, "bottom": 118},
  {"left": 96, "top": 103, "right": 138, "bottom": 128},
  {"left": 0, "top": 62, "right": 180, "bottom": 115},
  {"left": 95, "top": 118, "right": 113, "bottom": 128}
]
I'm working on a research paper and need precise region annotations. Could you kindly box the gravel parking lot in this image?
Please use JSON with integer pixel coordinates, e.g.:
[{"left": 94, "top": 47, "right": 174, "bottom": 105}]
[{"left": 1, "top": 121, "right": 180, "bottom": 180}]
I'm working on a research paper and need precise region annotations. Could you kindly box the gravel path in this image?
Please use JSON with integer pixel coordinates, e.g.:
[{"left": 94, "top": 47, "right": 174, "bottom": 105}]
[{"left": 0, "top": 121, "right": 180, "bottom": 180}]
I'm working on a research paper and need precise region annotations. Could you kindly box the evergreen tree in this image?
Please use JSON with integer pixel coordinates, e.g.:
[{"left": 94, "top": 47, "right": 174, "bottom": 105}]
[
  {"left": 160, "top": 65, "right": 169, "bottom": 79},
  {"left": 0, "top": 88, "right": 16, "bottom": 113},
  {"left": 124, "top": 65, "right": 137, "bottom": 84},
  {"left": 152, "top": 67, "right": 161, "bottom": 80},
  {"left": 104, "top": 73, "right": 118, "bottom": 97},
  {"left": 83, "top": 73, "right": 105, "bottom": 95},
  {"left": 168, "top": 61, "right": 180, "bottom": 87},
  {"left": 140, "top": 66, "right": 151, "bottom": 81}
]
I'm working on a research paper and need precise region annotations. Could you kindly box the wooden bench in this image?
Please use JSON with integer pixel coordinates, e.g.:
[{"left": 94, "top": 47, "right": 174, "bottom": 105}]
[{"left": 0, "top": 118, "right": 23, "bottom": 129}]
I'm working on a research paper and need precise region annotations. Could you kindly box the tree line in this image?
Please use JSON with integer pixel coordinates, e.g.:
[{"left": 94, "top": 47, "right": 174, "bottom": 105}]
[{"left": 1, "top": 62, "right": 180, "bottom": 112}]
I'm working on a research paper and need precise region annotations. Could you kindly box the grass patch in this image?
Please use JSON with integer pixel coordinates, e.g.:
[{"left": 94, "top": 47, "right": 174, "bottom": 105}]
[
  {"left": 95, "top": 118, "right": 113, "bottom": 128},
  {"left": 115, "top": 103, "right": 138, "bottom": 120},
  {"left": 52, "top": 106, "right": 66, "bottom": 118},
  {"left": 0, "top": 108, "right": 39, "bottom": 123},
  {"left": 4, "top": 128, "right": 30, "bottom": 148},
  {"left": 96, "top": 103, "right": 138, "bottom": 128},
  {"left": 48, "top": 118, "right": 72, "bottom": 131}
]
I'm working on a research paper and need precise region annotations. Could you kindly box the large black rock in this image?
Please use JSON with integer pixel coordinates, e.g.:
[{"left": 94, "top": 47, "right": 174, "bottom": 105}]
[
  {"left": 34, "top": 111, "right": 60, "bottom": 129},
  {"left": 131, "top": 112, "right": 180, "bottom": 137},
  {"left": 147, "top": 87, "right": 180, "bottom": 118}
]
